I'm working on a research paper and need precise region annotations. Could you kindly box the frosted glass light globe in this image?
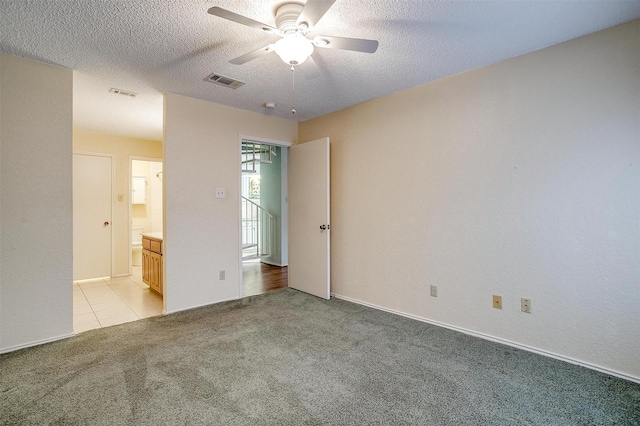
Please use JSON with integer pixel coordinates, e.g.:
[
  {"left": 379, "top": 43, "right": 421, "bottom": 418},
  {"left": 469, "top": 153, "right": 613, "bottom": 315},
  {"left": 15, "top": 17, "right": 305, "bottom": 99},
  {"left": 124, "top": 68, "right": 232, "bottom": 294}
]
[{"left": 274, "top": 35, "right": 314, "bottom": 65}]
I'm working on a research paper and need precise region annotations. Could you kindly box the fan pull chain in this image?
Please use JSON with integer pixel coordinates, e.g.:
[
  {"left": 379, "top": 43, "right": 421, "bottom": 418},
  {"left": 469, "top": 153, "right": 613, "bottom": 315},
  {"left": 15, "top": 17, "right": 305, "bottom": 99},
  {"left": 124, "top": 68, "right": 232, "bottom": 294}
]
[{"left": 291, "top": 65, "right": 296, "bottom": 115}]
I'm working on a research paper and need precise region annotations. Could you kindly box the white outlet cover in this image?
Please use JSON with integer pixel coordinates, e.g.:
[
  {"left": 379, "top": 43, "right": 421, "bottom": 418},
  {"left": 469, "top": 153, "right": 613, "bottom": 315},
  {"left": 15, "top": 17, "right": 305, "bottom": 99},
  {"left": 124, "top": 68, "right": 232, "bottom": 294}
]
[{"left": 215, "top": 187, "right": 226, "bottom": 199}]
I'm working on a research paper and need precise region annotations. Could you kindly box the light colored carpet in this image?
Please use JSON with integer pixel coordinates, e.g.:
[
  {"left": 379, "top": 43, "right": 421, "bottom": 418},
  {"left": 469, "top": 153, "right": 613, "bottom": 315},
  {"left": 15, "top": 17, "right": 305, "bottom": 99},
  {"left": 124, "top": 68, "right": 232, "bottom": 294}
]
[{"left": 1, "top": 289, "right": 638, "bottom": 425}]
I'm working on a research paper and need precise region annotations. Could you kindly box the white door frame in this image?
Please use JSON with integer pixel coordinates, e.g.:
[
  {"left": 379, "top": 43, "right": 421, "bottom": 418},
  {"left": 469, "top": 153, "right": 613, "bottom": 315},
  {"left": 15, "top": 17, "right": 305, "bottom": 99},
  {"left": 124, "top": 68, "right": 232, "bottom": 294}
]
[
  {"left": 237, "top": 135, "right": 292, "bottom": 298},
  {"left": 128, "top": 156, "right": 163, "bottom": 276},
  {"left": 73, "top": 151, "right": 117, "bottom": 278}
]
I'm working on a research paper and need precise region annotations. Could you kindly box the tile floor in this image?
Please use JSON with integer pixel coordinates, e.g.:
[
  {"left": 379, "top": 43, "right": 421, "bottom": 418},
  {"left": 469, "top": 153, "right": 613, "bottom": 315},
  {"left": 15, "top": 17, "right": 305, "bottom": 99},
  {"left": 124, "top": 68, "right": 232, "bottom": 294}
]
[{"left": 73, "top": 266, "right": 163, "bottom": 334}]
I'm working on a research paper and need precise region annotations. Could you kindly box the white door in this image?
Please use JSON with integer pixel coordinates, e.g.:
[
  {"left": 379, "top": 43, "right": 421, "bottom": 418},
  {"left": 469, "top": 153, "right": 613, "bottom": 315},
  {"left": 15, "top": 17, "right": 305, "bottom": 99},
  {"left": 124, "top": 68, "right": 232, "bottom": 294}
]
[
  {"left": 288, "top": 137, "right": 330, "bottom": 299},
  {"left": 73, "top": 153, "right": 112, "bottom": 280}
]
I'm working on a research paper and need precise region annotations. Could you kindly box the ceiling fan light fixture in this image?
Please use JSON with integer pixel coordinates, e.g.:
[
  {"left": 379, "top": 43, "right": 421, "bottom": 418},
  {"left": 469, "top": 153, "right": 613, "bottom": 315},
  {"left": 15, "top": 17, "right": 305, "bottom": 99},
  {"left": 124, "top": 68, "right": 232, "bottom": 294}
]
[{"left": 274, "top": 35, "right": 314, "bottom": 65}]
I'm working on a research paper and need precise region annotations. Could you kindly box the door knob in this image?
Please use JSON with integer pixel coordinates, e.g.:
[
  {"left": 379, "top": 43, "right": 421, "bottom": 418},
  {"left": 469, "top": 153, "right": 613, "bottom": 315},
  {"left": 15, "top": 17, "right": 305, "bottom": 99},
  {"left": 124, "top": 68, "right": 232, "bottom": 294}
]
[
  {"left": 319, "top": 224, "right": 331, "bottom": 230},
  {"left": 103, "top": 221, "right": 110, "bottom": 227}
]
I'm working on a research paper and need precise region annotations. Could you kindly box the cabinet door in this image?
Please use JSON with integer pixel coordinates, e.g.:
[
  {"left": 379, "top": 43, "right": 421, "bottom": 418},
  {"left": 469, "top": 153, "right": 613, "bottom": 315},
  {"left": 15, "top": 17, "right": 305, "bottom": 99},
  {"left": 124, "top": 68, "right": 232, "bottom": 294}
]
[
  {"left": 142, "top": 250, "right": 150, "bottom": 285},
  {"left": 132, "top": 176, "right": 146, "bottom": 204},
  {"left": 153, "top": 253, "right": 160, "bottom": 292},
  {"left": 150, "top": 251, "right": 163, "bottom": 295},
  {"left": 157, "top": 254, "right": 163, "bottom": 295},
  {"left": 150, "top": 253, "right": 158, "bottom": 292},
  {"left": 142, "top": 248, "right": 162, "bottom": 295}
]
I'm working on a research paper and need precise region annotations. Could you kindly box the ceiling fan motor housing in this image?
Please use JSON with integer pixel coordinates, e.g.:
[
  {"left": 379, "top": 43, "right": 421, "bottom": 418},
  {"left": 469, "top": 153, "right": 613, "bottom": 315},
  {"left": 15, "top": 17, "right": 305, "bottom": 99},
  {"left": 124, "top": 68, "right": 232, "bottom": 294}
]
[{"left": 276, "top": 3, "right": 305, "bottom": 34}]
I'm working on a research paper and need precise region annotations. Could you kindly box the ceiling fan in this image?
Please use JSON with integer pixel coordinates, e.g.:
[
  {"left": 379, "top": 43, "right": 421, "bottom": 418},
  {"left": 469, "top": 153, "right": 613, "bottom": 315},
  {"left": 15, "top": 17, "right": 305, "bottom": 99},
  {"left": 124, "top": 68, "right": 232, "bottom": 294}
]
[{"left": 208, "top": 0, "right": 379, "bottom": 79}]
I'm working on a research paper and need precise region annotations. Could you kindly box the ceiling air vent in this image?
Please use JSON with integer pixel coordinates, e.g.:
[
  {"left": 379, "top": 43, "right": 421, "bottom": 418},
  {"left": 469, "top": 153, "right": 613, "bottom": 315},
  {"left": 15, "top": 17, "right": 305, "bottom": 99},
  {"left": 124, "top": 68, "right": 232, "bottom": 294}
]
[
  {"left": 204, "top": 73, "right": 245, "bottom": 89},
  {"left": 109, "top": 88, "right": 138, "bottom": 97}
]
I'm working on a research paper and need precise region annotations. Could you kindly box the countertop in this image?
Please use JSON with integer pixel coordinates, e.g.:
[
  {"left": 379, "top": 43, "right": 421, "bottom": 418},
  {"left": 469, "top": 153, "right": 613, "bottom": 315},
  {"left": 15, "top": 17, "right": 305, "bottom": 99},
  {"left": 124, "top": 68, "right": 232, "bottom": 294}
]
[{"left": 141, "top": 232, "right": 163, "bottom": 241}]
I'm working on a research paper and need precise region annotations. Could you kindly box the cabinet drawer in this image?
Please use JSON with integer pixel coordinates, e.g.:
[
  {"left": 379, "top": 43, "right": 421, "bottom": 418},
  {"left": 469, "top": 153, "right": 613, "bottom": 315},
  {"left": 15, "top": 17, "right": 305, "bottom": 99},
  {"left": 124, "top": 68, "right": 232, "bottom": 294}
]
[
  {"left": 142, "top": 237, "right": 162, "bottom": 254},
  {"left": 150, "top": 240, "right": 162, "bottom": 254}
]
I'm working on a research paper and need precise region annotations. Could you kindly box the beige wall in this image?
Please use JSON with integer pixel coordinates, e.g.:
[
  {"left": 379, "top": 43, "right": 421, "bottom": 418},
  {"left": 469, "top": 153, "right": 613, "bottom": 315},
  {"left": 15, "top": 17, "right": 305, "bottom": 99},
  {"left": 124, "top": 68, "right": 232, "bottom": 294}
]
[
  {"left": 74, "top": 130, "right": 162, "bottom": 276},
  {"left": 300, "top": 20, "right": 640, "bottom": 380},
  {"left": 1, "top": 54, "right": 73, "bottom": 351},
  {"left": 164, "top": 94, "right": 297, "bottom": 313}
]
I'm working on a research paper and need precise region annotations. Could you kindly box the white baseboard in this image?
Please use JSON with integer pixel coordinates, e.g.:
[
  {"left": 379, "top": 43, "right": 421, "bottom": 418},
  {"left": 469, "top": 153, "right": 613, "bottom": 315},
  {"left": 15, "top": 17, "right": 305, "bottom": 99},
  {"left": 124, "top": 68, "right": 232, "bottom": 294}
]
[
  {"left": 332, "top": 292, "right": 639, "bottom": 384},
  {"left": 163, "top": 296, "right": 239, "bottom": 315},
  {"left": 259, "top": 259, "right": 283, "bottom": 267},
  {"left": 0, "top": 333, "right": 74, "bottom": 355}
]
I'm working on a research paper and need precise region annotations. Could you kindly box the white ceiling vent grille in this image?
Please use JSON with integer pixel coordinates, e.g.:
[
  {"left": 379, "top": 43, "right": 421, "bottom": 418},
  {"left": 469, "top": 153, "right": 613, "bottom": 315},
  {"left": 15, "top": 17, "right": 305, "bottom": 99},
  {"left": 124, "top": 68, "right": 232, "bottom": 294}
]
[
  {"left": 109, "top": 88, "right": 138, "bottom": 97},
  {"left": 204, "top": 73, "right": 245, "bottom": 89}
]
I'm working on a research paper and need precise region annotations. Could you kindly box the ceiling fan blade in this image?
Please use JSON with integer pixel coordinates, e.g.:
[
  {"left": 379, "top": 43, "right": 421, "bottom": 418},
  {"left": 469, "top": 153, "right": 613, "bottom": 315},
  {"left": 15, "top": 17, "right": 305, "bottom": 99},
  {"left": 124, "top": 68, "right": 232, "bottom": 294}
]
[
  {"left": 208, "top": 7, "right": 277, "bottom": 33},
  {"left": 296, "top": 0, "right": 336, "bottom": 29},
  {"left": 229, "top": 45, "right": 275, "bottom": 65},
  {"left": 314, "top": 36, "right": 378, "bottom": 53},
  {"left": 298, "top": 56, "right": 321, "bottom": 80}
]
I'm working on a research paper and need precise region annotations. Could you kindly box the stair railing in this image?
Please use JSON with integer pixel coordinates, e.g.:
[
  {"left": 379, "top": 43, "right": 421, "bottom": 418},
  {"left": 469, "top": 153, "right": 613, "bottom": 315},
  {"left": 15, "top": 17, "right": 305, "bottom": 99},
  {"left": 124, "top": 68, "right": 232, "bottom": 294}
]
[
  {"left": 241, "top": 196, "right": 275, "bottom": 259},
  {"left": 241, "top": 142, "right": 276, "bottom": 173}
]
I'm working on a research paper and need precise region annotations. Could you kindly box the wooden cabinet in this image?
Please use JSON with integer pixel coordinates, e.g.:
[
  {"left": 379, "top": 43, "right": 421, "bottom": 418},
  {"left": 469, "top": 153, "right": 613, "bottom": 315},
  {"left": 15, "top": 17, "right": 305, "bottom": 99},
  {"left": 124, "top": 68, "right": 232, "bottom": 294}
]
[{"left": 142, "top": 235, "right": 163, "bottom": 295}]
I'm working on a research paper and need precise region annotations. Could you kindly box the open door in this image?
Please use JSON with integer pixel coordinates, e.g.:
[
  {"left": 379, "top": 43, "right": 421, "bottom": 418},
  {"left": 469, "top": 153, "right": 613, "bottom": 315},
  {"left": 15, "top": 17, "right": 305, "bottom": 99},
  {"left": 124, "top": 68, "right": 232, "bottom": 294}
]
[{"left": 288, "top": 137, "right": 330, "bottom": 299}]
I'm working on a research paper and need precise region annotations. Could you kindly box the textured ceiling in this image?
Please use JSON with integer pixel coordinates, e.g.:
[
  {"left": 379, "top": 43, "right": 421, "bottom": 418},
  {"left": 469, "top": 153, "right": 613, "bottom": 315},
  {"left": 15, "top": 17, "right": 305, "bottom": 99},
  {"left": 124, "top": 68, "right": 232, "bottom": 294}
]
[{"left": 1, "top": 1, "right": 639, "bottom": 141}]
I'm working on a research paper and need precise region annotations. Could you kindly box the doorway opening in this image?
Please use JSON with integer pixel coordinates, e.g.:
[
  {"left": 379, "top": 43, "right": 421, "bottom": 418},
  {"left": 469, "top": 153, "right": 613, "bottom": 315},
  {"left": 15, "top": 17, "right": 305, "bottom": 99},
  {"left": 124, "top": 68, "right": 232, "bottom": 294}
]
[
  {"left": 130, "top": 157, "right": 163, "bottom": 282},
  {"left": 71, "top": 153, "right": 164, "bottom": 334},
  {"left": 240, "top": 139, "right": 289, "bottom": 297},
  {"left": 130, "top": 158, "right": 164, "bottom": 298}
]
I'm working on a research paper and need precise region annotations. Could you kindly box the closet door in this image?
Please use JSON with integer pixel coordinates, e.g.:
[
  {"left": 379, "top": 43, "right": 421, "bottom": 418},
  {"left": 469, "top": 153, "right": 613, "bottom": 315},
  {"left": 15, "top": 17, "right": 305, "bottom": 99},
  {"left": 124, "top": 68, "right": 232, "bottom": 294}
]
[{"left": 73, "top": 153, "right": 113, "bottom": 280}]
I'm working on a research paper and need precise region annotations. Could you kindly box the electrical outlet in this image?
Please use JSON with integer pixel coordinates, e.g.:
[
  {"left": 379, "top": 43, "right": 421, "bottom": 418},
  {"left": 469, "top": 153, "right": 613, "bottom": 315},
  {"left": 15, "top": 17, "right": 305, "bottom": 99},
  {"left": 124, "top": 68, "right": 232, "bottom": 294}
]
[
  {"left": 521, "top": 298, "right": 531, "bottom": 313},
  {"left": 493, "top": 295, "right": 502, "bottom": 310},
  {"left": 215, "top": 187, "right": 226, "bottom": 199},
  {"left": 430, "top": 285, "right": 437, "bottom": 297},
  {"left": 219, "top": 270, "right": 225, "bottom": 280}
]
